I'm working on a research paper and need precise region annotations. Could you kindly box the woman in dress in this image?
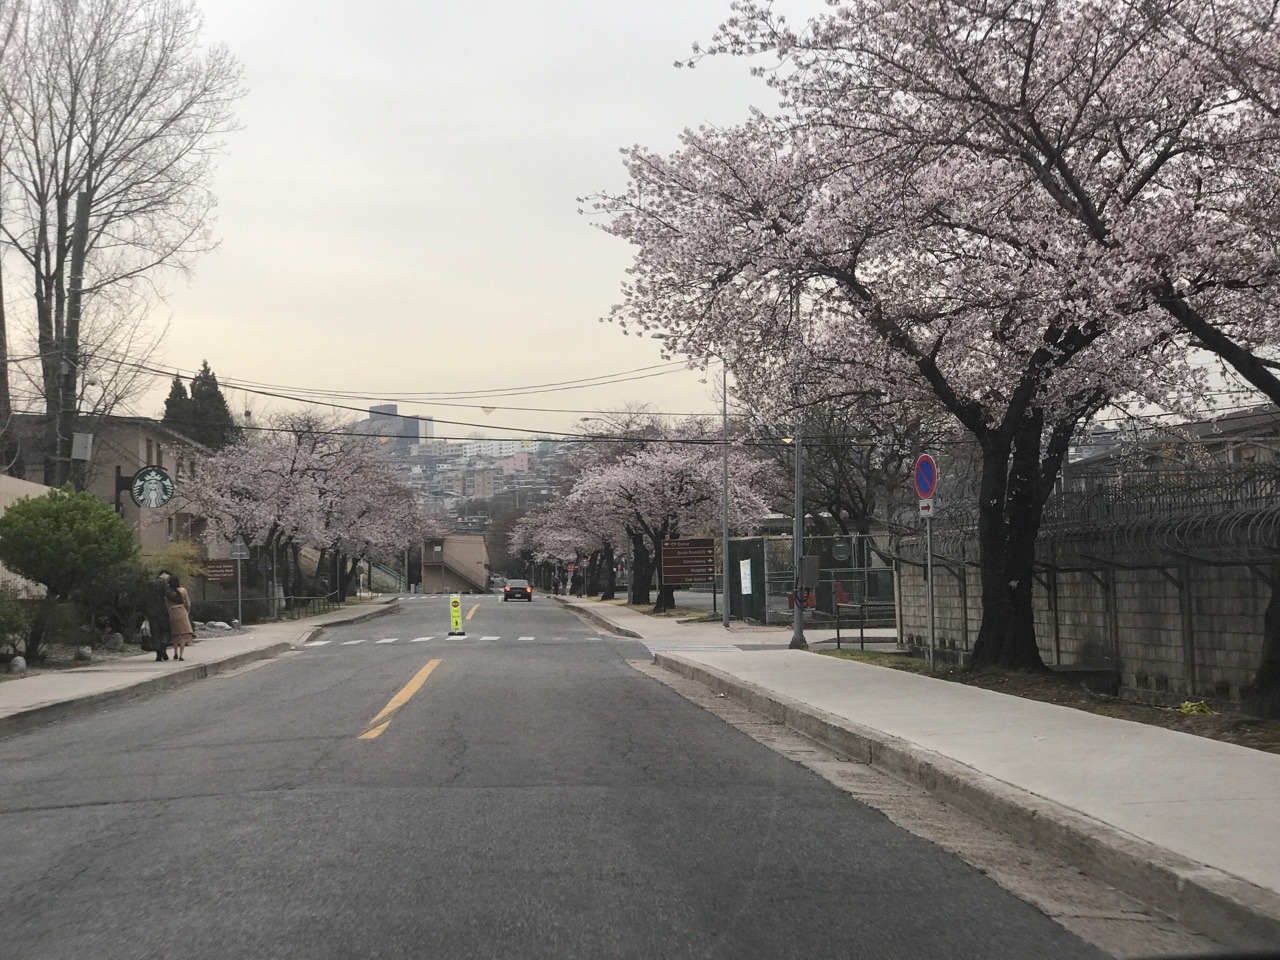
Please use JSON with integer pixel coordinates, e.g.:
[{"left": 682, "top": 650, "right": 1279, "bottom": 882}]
[{"left": 166, "top": 574, "right": 194, "bottom": 661}]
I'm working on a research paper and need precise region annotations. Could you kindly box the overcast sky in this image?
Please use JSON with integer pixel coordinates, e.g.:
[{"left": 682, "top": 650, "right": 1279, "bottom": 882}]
[{"left": 148, "top": 0, "right": 822, "bottom": 439}]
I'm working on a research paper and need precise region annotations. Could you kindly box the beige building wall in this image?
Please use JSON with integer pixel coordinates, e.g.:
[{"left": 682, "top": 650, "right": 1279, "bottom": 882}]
[
  {"left": 421, "top": 534, "right": 490, "bottom": 593},
  {"left": 80, "top": 418, "right": 213, "bottom": 560}
]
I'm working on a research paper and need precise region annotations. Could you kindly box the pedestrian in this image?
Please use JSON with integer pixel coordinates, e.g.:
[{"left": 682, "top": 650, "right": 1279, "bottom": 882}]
[
  {"left": 571, "top": 571, "right": 584, "bottom": 597},
  {"left": 142, "top": 577, "right": 172, "bottom": 662},
  {"left": 552, "top": 577, "right": 561, "bottom": 596},
  {"left": 166, "top": 574, "right": 194, "bottom": 661}
]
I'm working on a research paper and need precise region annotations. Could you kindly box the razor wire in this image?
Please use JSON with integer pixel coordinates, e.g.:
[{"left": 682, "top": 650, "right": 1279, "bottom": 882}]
[{"left": 891, "top": 464, "right": 1280, "bottom": 570}]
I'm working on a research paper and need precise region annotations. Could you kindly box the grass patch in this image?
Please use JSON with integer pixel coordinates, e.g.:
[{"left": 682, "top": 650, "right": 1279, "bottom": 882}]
[
  {"left": 820, "top": 648, "right": 1280, "bottom": 755},
  {"left": 819, "top": 649, "right": 935, "bottom": 674},
  {"left": 609, "top": 601, "right": 714, "bottom": 620}
]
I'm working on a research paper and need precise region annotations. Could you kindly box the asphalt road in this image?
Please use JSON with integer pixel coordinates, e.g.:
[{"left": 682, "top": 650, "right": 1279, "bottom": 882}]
[{"left": 0, "top": 596, "right": 1106, "bottom": 960}]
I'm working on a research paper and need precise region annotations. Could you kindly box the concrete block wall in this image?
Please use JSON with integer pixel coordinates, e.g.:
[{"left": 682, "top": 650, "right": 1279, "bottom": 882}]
[{"left": 899, "top": 558, "right": 1268, "bottom": 703}]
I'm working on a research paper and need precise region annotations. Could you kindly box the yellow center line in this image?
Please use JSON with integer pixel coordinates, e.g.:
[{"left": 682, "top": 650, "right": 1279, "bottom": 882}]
[
  {"left": 465, "top": 603, "right": 479, "bottom": 620},
  {"left": 358, "top": 658, "right": 441, "bottom": 740}
]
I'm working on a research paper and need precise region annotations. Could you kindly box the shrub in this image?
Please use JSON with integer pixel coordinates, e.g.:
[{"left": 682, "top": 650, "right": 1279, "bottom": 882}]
[{"left": 0, "top": 487, "right": 138, "bottom": 659}]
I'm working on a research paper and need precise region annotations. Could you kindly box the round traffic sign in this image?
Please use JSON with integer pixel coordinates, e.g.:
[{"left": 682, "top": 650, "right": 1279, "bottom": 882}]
[{"left": 913, "top": 454, "right": 938, "bottom": 499}]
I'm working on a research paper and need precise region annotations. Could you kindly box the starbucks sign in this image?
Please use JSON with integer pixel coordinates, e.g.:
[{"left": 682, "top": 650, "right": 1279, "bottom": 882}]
[{"left": 130, "top": 466, "right": 175, "bottom": 508}]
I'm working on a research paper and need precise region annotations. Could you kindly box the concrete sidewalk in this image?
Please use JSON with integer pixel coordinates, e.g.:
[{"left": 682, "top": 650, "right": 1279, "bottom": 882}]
[
  {"left": 559, "top": 595, "right": 1280, "bottom": 949},
  {"left": 0, "top": 597, "right": 399, "bottom": 740}
]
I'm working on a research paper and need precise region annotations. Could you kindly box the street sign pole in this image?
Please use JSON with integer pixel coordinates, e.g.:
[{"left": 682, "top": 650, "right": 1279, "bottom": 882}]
[
  {"left": 925, "top": 509, "right": 935, "bottom": 670},
  {"left": 914, "top": 455, "right": 940, "bottom": 671},
  {"left": 229, "top": 537, "right": 250, "bottom": 627}
]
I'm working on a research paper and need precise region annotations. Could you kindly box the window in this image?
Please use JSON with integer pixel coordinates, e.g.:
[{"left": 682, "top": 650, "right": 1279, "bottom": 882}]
[
  {"left": 146, "top": 439, "right": 153, "bottom": 464},
  {"left": 156, "top": 444, "right": 164, "bottom": 469}
]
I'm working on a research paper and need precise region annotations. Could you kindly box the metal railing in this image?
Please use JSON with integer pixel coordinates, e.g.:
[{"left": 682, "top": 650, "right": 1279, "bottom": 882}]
[
  {"left": 834, "top": 601, "right": 899, "bottom": 649},
  {"left": 190, "top": 594, "right": 341, "bottom": 625}
]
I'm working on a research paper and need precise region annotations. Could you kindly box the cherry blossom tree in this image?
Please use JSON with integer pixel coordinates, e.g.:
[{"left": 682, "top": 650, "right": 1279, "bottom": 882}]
[
  {"left": 182, "top": 428, "right": 438, "bottom": 604},
  {"left": 516, "top": 422, "right": 775, "bottom": 610},
  {"left": 511, "top": 495, "right": 625, "bottom": 597},
  {"left": 590, "top": 0, "right": 1280, "bottom": 666},
  {"left": 681, "top": 0, "right": 1280, "bottom": 686},
  {"left": 571, "top": 439, "right": 774, "bottom": 611}
]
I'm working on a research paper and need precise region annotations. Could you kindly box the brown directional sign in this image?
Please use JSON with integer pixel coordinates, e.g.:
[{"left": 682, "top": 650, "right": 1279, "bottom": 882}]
[
  {"left": 661, "top": 538, "right": 715, "bottom": 586},
  {"left": 202, "top": 559, "right": 238, "bottom": 584}
]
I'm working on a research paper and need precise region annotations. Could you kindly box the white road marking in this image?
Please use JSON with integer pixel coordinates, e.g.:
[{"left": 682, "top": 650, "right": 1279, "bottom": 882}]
[
  {"left": 478, "top": 635, "right": 500, "bottom": 641},
  {"left": 376, "top": 638, "right": 399, "bottom": 644},
  {"left": 411, "top": 636, "right": 434, "bottom": 642},
  {"left": 303, "top": 640, "right": 330, "bottom": 647},
  {"left": 341, "top": 639, "right": 367, "bottom": 645},
  {"left": 517, "top": 636, "right": 534, "bottom": 642}
]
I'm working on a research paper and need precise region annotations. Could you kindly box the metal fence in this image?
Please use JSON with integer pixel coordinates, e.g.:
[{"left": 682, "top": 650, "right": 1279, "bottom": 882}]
[
  {"left": 189, "top": 594, "right": 342, "bottom": 625},
  {"left": 728, "top": 534, "right": 897, "bottom": 627}
]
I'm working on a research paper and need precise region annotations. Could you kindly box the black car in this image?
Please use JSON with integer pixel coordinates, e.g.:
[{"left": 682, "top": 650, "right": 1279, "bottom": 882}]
[{"left": 503, "top": 579, "right": 533, "bottom": 602}]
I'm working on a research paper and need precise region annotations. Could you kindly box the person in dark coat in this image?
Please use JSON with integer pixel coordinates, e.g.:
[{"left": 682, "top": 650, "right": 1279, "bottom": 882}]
[{"left": 143, "top": 577, "right": 172, "bottom": 661}]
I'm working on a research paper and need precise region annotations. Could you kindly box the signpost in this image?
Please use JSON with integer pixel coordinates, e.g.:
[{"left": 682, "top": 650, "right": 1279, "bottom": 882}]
[
  {"left": 448, "top": 594, "right": 465, "bottom": 636},
  {"left": 913, "top": 455, "right": 939, "bottom": 669},
  {"left": 230, "top": 537, "right": 250, "bottom": 627},
  {"left": 661, "top": 538, "right": 715, "bottom": 587}
]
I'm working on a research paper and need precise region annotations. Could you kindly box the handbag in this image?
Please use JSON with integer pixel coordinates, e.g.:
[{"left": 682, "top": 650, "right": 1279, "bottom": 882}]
[{"left": 139, "top": 619, "right": 153, "bottom": 651}]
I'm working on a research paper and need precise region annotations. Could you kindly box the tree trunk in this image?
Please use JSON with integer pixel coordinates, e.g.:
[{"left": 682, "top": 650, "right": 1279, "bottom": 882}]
[
  {"left": 601, "top": 543, "right": 617, "bottom": 600},
  {"left": 651, "top": 537, "right": 676, "bottom": 613},
  {"left": 629, "top": 532, "right": 651, "bottom": 606},
  {"left": 586, "top": 550, "right": 601, "bottom": 596},
  {"left": 311, "top": 546, "right": 329, "bottom": 597},
  {"left": 25, "top": 597, "right": 55, "bottom": 660},
  {"left": 337, "top": 553, "right": 359, "bottom": 600},
  {"left": 970, "top": 424, "right": 1050, "bottom": 671},
  {"left": 1245, "top": 562, "right": 1280, "bottom": 718}
]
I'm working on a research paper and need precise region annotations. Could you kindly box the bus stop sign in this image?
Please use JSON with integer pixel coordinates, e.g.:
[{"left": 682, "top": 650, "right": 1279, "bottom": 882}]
[{"left": 913, "top": 454, "right": 938, "bottom": 500}]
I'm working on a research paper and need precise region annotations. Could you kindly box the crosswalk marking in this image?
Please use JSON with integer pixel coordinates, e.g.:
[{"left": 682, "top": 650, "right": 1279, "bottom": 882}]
[{"left": 302, "top": 633, "right": 607, "bottom": 651}]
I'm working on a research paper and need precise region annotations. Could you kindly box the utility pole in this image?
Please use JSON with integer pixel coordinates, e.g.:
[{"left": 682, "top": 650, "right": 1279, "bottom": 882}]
[
  {"left": 722, "top": 361, "right": 731, "bottom": 629},
  {"left": 55, "top": 192, "right": 91, "bottom": 488},
  {"left": 790, "top": 424, "right": 808, "bottom": 649}
]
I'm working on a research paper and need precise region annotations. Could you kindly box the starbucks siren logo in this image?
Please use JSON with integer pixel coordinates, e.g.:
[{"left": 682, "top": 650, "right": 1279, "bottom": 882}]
[{"left": 130, "top": 466, "right": 175, "bottom": 508}]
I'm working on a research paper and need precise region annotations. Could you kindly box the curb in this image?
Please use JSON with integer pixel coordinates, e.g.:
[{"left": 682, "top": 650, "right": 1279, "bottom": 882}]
[
  {"left": 0, "top": 600, "right": 401, "bottom": 741},
  {"left": 551, "top": 596, "right": 643, "bottom": 639},
  {"left": 0, "top": 642, "right": 292, "bottom": 741},
  {"left": 654, "top": 652, "right": 1280, "bottom": 950},
  {"left": 302, "top": 598, "right": 399, "bottom": 642}
]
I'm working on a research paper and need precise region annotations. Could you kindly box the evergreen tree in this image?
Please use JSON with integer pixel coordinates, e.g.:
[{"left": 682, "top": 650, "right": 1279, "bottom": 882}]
[
  {"left": 161, "top": 375, "right": 194, "bottom": 437},
  {"left": 187, "top": 360, "right": 242, "bottom": 450}
]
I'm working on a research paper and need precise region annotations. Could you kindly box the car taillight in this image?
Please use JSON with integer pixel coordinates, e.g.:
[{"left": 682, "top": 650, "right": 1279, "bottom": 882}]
[{"left": 504, "top": 586, "right": 510, "bottom": 592}]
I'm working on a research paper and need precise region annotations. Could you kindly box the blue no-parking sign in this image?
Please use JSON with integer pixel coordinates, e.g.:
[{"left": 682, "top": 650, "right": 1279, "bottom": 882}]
[{"left": 913, "top": 454, "right": 938, "bottom": 500}]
